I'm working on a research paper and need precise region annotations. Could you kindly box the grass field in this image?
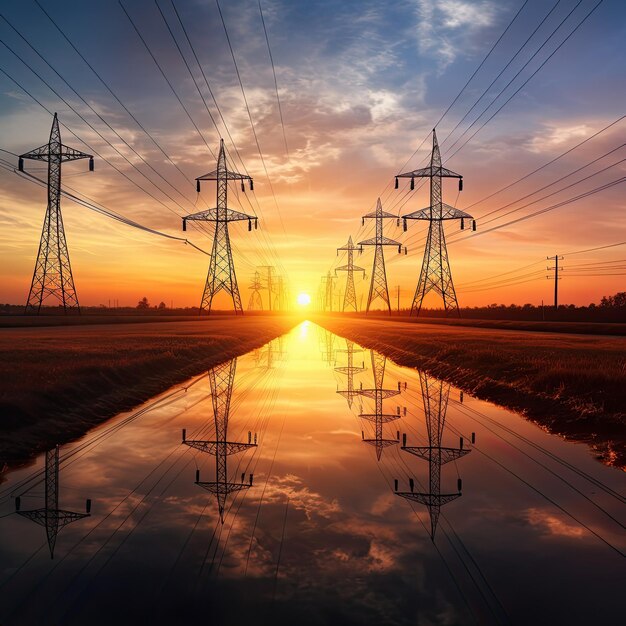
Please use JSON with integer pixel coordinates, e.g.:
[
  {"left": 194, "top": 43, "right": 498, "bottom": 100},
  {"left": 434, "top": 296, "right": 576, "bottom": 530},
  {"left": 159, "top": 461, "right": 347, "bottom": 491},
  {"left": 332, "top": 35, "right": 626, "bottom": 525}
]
[
  {"left": 315, "top": 315, "right": 626, "bottom": 469},
  {"left": 0, "top": 315, "right": 299, "bottom": 464}
]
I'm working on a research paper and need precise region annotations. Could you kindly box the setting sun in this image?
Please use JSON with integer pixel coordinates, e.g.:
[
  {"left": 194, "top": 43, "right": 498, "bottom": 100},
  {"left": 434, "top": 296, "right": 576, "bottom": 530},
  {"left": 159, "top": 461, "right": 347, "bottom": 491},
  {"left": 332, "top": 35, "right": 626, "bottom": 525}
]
[{"left": 297, "top": 292, "right": 311, "bottom": 307}]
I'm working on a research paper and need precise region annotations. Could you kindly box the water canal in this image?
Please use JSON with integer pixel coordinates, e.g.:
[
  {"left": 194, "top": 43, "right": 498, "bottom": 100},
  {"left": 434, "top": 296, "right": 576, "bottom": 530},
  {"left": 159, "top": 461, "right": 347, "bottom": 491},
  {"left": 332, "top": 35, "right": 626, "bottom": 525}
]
[{"left": 0, "top": 321, "right": 624, "bottom": 625}]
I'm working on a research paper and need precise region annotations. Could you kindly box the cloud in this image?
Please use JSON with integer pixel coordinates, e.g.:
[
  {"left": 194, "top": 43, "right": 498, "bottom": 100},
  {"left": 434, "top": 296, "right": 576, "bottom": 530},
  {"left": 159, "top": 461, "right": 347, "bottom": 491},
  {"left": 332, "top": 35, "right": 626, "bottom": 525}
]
[{"left": 415, "top": 0, "right": 498, "bottom": 71}]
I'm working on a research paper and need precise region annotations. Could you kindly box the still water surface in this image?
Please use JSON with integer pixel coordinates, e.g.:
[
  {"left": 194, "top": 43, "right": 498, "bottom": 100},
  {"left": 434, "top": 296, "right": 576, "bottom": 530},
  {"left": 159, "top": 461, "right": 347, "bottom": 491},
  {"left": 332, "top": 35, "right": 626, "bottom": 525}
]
[{"left": 0, "top": 321, "right": 624, "bottom": 625}]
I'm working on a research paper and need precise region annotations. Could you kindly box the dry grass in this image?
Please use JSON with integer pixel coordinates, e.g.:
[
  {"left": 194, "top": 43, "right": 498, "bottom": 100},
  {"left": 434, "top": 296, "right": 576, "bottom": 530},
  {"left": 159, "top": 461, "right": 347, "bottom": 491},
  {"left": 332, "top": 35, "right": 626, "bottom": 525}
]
[
  {"left": 0, "top": 316, "right": 299, "bottom": 462},
  {"left": 315, "top": 315, "right": 626, "bottom": 469}
]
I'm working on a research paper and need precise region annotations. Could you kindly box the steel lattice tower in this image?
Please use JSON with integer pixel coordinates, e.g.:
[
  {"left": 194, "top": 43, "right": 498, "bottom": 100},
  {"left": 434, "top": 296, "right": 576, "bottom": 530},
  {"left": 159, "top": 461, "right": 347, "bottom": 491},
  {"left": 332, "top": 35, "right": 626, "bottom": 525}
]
[
  {"left": 255, "top": 336, "right": 285, "bottom": 370},
  {"left": 358, "top": 198, "right": 404, "bottom": 313},
  {"left": 183, "top": 139, "right": 257, "bottom": 314},
  {"left": 397, "top": 129, "right": 474, "bottom": 316},
  {"left": 248, "top": 270, "right": 265, "bottom": 310},
  {"left": 359, "top": 351, "right": 401, "bottom": 460},
  {"left": 257, "top": 265, "right": 275, "bottom": 311},
  {"left": 335, "top": 339, "right": 365, "bottom": 409},
  {"left": 336, "top": 236, "right": 365, "bottom": 312},
  {"left": 182, "top": 359, "right": 256, "bottom": 523},
  {"left": 19, "top": 113, "right": 94, "bottom": 314},
  {"left": 395, "top": 373, "right": 471, "bottom": 539},
  {"left": 319, "top": 327, "right": 335, "bottom": 365},
  {"left": 15, "top": 445, "right": 91, "bottom": 558},
  {"left": 322, "top": 271, "right": 336, "bottom": 312}
]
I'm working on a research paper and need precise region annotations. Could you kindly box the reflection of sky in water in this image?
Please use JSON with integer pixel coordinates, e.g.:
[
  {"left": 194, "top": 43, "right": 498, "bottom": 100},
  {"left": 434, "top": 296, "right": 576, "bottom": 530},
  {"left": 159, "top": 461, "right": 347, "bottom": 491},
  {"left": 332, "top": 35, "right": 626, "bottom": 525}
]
[{"left": 0, "top": 321, "right": 624, "bottom": 625}]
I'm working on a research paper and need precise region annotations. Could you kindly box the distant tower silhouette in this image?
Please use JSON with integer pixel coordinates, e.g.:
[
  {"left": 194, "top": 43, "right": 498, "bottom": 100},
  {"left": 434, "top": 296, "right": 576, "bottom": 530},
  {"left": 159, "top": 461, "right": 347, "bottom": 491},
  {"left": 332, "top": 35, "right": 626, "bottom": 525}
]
[
  {"left": 182, "top": 139, "right": 257, "bottom": 314},
  {"left": 257, "top": 265, "right": 275, "bottom": 311},
  {"left": 255, "top": 336, "right": 285, "bottom": 370},
  {"left": 394, "top": 373, "right": 472, "bottom": 539},
  {"left": 336, "top": 236, "right": 365, "bottom": 312},
  {"left": 396, "top": 130, "right": 474, "bottom": 316},
  {"left": 320, "top": 327, "right": 335, "bottom": 365},
  {"left": 19, "top": 113, "right": 94, "bottom": 314},
  {"left": 182, "top": 359, "right": 256, "bottom": 522},
  {"left": 323, "top": 271, "right": 336, "bottom": 312},
  {"left": 248, "top": 270, "right": 265, "bottom": 310},
  {"left": 15, "top": 445, "right": 91, "bottom": 558},
  {"left": 358, "top": 198, "right": 405, "bottom": 313},
  {"left": 335, "top": 339, "right": 365, "bottom": 409},
  {"left": 359, "top": 351, "right": 402, "bottom": 460}
]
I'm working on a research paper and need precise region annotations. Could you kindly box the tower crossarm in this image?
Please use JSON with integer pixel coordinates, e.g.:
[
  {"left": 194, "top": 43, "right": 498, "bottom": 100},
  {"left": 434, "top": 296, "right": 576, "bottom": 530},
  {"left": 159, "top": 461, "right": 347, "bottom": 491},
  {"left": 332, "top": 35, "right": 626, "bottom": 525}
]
[
  {"left": 395, "top": 491, "right": 461, "bottom": 506},
  {"left": 196, "top": 481, "right": 252, "bottom": 495},
  {"left": 363, "top": 438, "right": 398, "bottom": 449},
  {"left": 397, "top": 166, "right": 462, "bottom": 180},
  {"left": 19, "top": 143, "right": 92, "bottom": 164},
  {"left": 402, "top": 445, "right": 470, "bottom": 464},
  {"left": 183, "top": 207, "right": 257, "bottom": 223},
  {"left": 183, "top": 439, "right": 257, "bottom": 456},
  {"left": 17, "top": 508, "right": 90, "bottom": 529},
  {"left": 359, "top": 388, "right": 400, "bottom": 400},
  {"left": 358, "top": 236, "right": 403, "bottom": 248},
  {"left": 403, "top": 203, "right": 473, "bottom": 221},
  {"left": 334, "top": 365, "right": 366, "bottom": 375},
  {"left": 361, "top": 209, "right": 398, "bottom": 220},
  {"left": 359, "top": 413, "right": 401, "bottom": 424},
  {"left": 336, "top": 263, "right": 366, "bottom": 273},
  {"left": 196, "top": 168, "right": 252, "bottom": 182}
]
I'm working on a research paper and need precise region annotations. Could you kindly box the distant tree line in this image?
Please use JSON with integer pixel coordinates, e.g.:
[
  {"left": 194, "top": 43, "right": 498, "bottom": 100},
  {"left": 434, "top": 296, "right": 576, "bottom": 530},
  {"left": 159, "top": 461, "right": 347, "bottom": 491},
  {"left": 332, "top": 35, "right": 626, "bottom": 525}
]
[{"left": 413, "top": 291, "right": 626, "bottom": 322}]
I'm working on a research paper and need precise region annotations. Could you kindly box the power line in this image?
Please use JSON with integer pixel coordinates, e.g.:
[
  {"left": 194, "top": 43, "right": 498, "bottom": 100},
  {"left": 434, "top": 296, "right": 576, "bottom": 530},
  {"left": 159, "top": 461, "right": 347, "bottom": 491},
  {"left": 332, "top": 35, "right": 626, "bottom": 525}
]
[
  {"left": 258, "top": 0, "right": 289, "bottom": 161},
  {"left": 461, "top": 115, "right": 626, "bottom": 213},
  {"left": 444, "top": 0, "right": 605, "bottom": 162},
  {"left": 0, "top": 159, "right": 210, "bottom": 255},
  {"left": 440, "top": 0, "right": 563, "bottom": 153},
  {"left": 214, "top": 0, "right": 288, "bottom": 237},
  {"left": 32, "top": 0, "right": 198, "bottom": 189}
]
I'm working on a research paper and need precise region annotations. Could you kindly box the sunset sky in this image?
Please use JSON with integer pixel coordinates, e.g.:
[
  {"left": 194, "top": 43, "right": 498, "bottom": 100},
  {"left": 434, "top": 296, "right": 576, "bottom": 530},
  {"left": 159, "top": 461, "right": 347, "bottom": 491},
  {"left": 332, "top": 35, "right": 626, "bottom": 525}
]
[{"left": 0, "top": 0, "right": 624, "bottom": 309}]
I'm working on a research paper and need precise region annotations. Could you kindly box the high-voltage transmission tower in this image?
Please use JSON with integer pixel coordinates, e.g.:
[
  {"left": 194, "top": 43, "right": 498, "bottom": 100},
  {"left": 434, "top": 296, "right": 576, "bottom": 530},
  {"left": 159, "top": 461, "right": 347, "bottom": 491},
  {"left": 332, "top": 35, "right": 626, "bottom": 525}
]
[
  {"left": 248, "top": 270, "right": 265, "bottom": 310},
  {"left": 359, "top": 351, "right": 404, "bottom": 460},
  {"left": 257, "top": 265, "right": 275, "bottom": 311},
  {"left": 319, "top": 327, "right": 335, "bottom": 365},
  {"left": 336, "top": 236, "right": 365, "bottom": 312},
  {"left": 182, "top": 359, "right": 256, "bottom": 523},
  {"left": 394, "top": 373, "right": 473, "bottom": 540},
  {"left": 322, "top": 271, "right": 336, "bottom": 312},
  {"left": 19, "top": 113, "right": 94, "bottom": 314},
  {"left": 182, "top": 139, "right": 257, "bottom": 314},
  {"left": 397, "top": 129, "right": 474, "bottom": 316},
  {"left": 254, "top": 336, "right": 284, "bottom": 370},
  {"left": 358, "top": 198, "right": 406, "bottom": 313},
  {"left": 335, "top": 339, "right": 365, "bottom": 409},
  {"left": 15, "top": 444, "right": 91, "bottom": 558}
]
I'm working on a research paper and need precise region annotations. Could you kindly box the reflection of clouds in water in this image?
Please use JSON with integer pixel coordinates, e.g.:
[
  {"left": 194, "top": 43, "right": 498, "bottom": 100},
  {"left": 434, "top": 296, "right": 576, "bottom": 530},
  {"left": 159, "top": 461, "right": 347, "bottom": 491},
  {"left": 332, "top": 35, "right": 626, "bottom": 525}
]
[
  {"left": 249, "top": 473, "right": 341, "bottom": 520},
  {"left": 526, "top": 508, "right": 585, "bottom": 539}
]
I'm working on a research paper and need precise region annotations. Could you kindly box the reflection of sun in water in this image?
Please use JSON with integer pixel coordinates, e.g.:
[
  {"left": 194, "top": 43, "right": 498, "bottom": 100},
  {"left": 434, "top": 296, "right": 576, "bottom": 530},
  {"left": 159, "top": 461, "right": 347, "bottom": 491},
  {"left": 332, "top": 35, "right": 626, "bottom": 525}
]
[{"left": 297, "top": 293, "right": 311, "bottom": 307}]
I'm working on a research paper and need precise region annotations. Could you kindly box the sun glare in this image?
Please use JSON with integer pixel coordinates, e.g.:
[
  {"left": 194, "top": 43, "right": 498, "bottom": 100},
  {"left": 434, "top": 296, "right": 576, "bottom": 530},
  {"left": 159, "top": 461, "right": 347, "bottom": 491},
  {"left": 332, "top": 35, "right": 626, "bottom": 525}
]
[{"left": 297, "top": 292, "right": 311, "bottom": 307}]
